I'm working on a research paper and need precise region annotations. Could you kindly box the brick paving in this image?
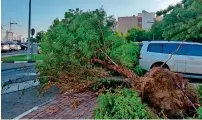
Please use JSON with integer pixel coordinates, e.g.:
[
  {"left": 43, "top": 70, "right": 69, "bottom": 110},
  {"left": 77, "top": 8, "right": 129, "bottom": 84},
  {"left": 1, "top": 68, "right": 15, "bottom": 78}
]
[{"left": 21, "top": 91, "right": 97, "bottom": 119}]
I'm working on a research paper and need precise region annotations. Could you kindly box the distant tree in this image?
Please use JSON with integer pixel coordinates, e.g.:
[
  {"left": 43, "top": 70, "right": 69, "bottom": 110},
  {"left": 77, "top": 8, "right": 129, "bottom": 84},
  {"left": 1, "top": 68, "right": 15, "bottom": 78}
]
[
  {"left": 152, "top": 0, "right": 202, "bottom": 42},
  {"left": 126, "top": 27, "right": 152, "bottom": 42},
  {"left": 35, "top": 31, "right": 45, "bottom": 43},
  {"left": 151, "top": 21, "right": 165, "bottom": 40}
]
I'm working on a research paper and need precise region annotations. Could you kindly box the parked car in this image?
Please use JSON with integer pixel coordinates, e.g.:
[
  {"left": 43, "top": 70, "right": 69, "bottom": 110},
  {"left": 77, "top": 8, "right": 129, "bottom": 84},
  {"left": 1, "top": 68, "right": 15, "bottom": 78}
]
[
  {"left": 1, "top": 43, "right": 11, "bottom": 52},
  {"left": 139, "top": 41, "right": 202, "bottom": 79},
  {"left": 17, "top": 43, "right": 27, "bottom": 50},
  {"left": 8, "top": 43, "right": 21, "bottom": 51}
]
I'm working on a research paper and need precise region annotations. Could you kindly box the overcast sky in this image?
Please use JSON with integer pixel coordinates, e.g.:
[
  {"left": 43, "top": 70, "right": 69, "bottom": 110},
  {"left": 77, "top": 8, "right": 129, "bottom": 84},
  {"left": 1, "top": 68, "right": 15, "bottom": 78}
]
[{"left": 2, "top": 0, "right": 181, "bottom": 38}]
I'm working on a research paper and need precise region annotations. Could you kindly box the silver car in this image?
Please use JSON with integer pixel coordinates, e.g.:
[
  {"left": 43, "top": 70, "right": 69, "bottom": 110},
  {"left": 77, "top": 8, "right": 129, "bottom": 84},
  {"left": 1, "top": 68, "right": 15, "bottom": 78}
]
[
  {"left": 1, "top": 43, "right": 11, "bottom": 52},
  {"left": 9, "top": 43, "right": 21, "bottom": 51}
]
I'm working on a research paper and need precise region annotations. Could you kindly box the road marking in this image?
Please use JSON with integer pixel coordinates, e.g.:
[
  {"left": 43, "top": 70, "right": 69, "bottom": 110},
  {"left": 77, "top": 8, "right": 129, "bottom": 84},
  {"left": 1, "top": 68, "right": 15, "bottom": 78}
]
[
  {"left": 13, "top": 97, "right": 56, "bottom": 119},
  {"left": 13, "top": 106, "right": 38, "bottom": 120},
  {"left": 14, "top": 61, "right": 29, "bottom": 63}
]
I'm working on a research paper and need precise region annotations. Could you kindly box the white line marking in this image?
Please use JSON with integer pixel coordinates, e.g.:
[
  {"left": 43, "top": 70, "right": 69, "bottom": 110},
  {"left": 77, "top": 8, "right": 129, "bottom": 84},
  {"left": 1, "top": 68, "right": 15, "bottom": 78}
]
[
  {"left": 14, "top": 61, "right": 28, "bottom": 63},
  {"left": 13, "top": 106, "right": 38, "bottom": 120}
]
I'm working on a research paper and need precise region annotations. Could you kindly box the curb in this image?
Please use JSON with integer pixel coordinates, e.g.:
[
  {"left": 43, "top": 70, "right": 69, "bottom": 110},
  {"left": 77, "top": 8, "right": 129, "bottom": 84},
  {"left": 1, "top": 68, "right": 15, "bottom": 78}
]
[{"left": 1, "top": 60, "right": 42, "bottom": 63}]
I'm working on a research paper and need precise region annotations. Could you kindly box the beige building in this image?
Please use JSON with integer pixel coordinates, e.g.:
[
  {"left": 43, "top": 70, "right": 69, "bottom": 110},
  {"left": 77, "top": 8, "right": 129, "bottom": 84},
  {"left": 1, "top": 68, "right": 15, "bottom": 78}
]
[
  {"left": 6, "top": 31, "right": 13, "bottom": 40},
  {"left": 117, "top": 10, "right": 157, "bottom": 33},
  {"left": 117, "top": 16, "right": 139, "bottom": 34}
]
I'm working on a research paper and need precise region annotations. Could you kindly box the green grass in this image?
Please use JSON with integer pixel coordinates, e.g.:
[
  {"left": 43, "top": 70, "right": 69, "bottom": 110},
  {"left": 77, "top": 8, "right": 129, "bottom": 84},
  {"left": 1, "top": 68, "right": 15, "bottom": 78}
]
[{"left": 1, "top": 54, "right": 45, "bottom": 61}]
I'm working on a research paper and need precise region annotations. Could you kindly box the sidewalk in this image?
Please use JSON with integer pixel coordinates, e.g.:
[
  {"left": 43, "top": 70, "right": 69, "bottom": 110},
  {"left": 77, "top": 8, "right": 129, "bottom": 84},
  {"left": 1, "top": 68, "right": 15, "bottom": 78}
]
[{"left": 21, "top": 91, "right": 97, "bottom": 119}]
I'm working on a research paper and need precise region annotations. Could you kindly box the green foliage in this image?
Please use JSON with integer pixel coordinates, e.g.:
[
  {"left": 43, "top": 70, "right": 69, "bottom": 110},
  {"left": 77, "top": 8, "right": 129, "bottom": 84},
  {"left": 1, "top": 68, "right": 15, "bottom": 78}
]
[
  {"left": 35, "top": 31, "right": 45, "bottom": 43},
  {"left": 151, "top": 21, "right": 164, "bottom": 40},
  {"left": 133, "top": 65, "right": 144, "bottom": 76},
  {"left": 152, "top": 0, "right": 202, "bottom": 42},
  {"left": 91, "top": 78, "right": 129, "bottom": 92},
  {"left": 197, "top": 107, "right": 202, "bottom": 119},
  {"left": 196, "top": 84, "right": 202, "bottom": 104},
  {"left": 38, "top": 8, "right": 140, "bottom": 84},
  {"left": 126, "top": 27, "right": 152, "bottom": 42},
  {"left": 94, "top": 88, "right": 155, "bottom": 119},
  {"left": 109, "top": 42, "right": 140, "bottom": 68}
]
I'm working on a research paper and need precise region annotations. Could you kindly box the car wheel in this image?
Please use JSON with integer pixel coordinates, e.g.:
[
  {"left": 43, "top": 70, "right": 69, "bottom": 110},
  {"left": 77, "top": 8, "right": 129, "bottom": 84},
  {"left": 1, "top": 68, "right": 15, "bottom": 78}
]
[{"left": 150, "top": 62, "right": 170, "bottom": 70}]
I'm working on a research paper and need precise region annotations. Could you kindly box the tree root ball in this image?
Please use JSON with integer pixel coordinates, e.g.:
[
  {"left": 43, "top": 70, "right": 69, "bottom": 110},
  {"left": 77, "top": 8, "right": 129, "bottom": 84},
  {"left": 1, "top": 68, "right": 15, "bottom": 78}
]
[{"left": 134, "top": 67, "right": 199, "bottom": 118}]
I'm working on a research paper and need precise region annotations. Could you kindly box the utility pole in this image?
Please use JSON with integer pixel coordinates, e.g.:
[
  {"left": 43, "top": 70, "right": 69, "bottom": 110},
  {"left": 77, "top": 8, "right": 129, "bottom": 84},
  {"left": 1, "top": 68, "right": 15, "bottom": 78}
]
[
  {"left": 147, "top": 21, "right": 155, "bottom": 40},
  {"left": 27, "top": 0, "right": 31, "bottom": 60},
  {"left": 9, "top": 22, "right": 17, "bottom": 32}
]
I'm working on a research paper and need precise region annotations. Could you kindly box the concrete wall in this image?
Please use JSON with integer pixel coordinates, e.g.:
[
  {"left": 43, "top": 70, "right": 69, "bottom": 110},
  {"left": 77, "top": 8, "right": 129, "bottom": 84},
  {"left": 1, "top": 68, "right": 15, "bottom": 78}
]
[
  {"left": 142, "top": 10, "right": 155, "bottom": 30},
  {"left": 117, "top": 16, "right": 139, "bottom": 34}
]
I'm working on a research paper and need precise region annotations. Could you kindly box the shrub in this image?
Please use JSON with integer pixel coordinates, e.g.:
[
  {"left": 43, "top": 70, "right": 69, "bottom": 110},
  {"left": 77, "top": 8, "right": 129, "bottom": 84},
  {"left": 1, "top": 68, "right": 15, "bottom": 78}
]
[
  {"left": 197, "top": 107, "right": 202, "bottom": 119},
  {"left": 133, "top": 65, "right": 145, "bottom": 76},
  {"left": 91, "top": 78, "right": 129, "bottom": 92},
  {"left": 94, "top": 88, "right": 156, "bottom": 119},
  {"left": 196, "top": 84, "right": 202, "bottom": 104}
]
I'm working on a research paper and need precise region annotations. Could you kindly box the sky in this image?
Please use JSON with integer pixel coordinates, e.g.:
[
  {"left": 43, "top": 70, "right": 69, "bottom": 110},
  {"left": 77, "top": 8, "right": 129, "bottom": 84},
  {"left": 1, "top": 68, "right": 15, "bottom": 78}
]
[{"left": 1, "top": 0, "right": 181, "bottom": 38}]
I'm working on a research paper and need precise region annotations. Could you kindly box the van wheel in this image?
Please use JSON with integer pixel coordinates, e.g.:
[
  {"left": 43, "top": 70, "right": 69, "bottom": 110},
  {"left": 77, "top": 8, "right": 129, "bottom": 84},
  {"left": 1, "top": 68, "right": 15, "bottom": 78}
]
[{"left": 151, "top": 62, "right": 170, "bottom": 70}]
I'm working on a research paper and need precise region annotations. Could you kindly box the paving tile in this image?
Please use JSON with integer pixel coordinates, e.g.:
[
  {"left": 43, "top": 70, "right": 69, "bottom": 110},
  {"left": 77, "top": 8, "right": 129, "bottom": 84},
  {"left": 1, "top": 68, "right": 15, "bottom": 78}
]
[{"left": 21, "top": 91, "right": 96, "bottom": 119}]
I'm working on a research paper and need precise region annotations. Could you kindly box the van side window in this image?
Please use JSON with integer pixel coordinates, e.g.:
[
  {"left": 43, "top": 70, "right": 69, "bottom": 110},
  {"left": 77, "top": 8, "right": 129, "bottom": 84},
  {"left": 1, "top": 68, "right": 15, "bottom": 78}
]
[
  {"left": 187, "top": 45, "right": 202, "bottom": 56},
  {"left": 163, "top": 43, "right": 188, "bottom": 55},
  {"left": 147, "top": 43, "right": 163, "bottom": 53},
  {"left": 163, "top": 43, "right": 178, "bottom": 54}
]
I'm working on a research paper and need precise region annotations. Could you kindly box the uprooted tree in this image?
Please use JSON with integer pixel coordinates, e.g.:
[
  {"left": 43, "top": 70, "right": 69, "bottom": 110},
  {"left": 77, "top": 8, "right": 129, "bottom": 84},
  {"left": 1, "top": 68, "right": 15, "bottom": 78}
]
[{"left": 38, "top": 7, "right": 200, "bottom": 118}]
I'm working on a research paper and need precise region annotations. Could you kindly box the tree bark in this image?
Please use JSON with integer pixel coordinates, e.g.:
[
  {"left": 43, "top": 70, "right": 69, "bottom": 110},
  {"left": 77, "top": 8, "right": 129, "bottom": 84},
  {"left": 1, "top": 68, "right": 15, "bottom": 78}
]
[{"left": 91, "top": 58, "right": 139, "bottom": 87}]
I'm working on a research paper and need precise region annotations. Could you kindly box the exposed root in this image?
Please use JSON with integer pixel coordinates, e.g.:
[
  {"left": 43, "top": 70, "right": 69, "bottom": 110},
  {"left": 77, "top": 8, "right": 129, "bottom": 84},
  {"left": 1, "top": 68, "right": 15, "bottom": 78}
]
[
  {"left": 91, "top": 58, "right": 200, "bottom": 118},
  {"left": 134, "top": 67, "right": 199, "bottom": 118}
]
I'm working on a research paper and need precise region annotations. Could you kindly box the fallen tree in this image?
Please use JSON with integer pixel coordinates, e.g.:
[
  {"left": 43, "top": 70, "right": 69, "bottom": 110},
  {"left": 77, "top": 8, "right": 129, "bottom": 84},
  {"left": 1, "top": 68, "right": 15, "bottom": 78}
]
[{"left": 38, "top": 8, "right": 200, "bottom": 118}]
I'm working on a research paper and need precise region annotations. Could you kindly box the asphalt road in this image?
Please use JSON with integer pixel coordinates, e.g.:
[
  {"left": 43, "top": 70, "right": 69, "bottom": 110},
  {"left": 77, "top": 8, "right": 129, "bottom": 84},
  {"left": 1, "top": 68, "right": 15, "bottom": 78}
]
[
  {"left": 1, "top": 63, "right": 37, "bottom": 84},
  {"left": 1, "top": 66, "right": 36, "bottom": 85},
  {"left": 2, "top": 86, "right": 57, "bottom": 119},
  {"left": 1, "top": 44, "right": 38, "bottom": 57},
  {"left": 2, "top": 63, "right": 36, "bottom": 71},
  {"left": 1, "top": 63, "right": 57, "bottom": 119}
]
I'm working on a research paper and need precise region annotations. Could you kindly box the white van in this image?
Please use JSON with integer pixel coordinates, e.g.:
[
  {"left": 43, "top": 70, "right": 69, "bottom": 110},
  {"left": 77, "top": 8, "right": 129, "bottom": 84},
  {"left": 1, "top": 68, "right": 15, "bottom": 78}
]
[{"left": 139, "top": 41, "right": 202, "bottom": 79}]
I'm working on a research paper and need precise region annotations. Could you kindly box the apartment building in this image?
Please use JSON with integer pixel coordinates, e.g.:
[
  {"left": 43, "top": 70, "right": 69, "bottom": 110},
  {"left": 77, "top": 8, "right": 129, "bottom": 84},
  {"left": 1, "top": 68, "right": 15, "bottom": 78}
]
[
  {"left": 117, "top": 16, "right": 139, "bottom": 34},
  {"left": 6, "top": 30, "right": 13, "bottom": 40},
  {"left": 117, "top": 10, "right": 157, "bottom": 33},
  {"left": 142, "top": 10, "right": 155, "bottom": 30}
]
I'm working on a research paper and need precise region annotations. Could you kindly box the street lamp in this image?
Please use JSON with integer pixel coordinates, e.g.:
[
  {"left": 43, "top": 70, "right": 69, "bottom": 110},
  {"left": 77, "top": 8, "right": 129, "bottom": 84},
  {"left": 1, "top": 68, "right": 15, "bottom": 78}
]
[
  {"left": 9, "top": 22, "right": 17, "bottom": 32},
  {"left": 27, "top": 0, "right": 31, "bottom": 60},
  {"left": 147, "top": 21, "right": 155, "bottom": 40}
]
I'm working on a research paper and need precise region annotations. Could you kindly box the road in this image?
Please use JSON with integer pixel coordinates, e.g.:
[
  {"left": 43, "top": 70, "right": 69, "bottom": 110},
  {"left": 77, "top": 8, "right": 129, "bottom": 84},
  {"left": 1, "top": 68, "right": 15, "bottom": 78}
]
[
  {"left": 2, "top": 86, "right": 57, "bottom": 119},
  {"left": 2, "top": 63, "right": 36, "bottom": 71},
  {"left": 1, "top": 44, "right": 38, "bottom": 57},
  {"left": 1, "top": 44, "right": 57, "bottom": 119},
  {"left": 1, "top": 62, "right": 58, "bottom": 119},
  {"left": 1, "top": 63, "right": 36, "bottom": 85}
]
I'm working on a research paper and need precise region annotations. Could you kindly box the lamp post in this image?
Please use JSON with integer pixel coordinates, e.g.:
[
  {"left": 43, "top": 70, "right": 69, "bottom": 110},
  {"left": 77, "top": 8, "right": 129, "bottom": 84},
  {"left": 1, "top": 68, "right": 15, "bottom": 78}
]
[
  {"left": 9, "top": 22, "right": 17, "bottom": 32},
  {"left": 147, "top": 21, "right": 155, "bottom": 40},
  {"left": 27, "top": 0, "right": 31, "bottom": 60}
]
